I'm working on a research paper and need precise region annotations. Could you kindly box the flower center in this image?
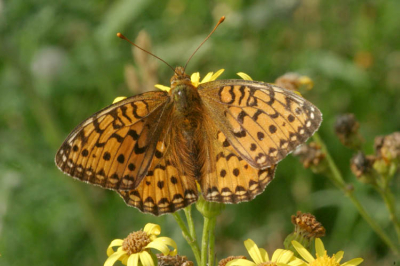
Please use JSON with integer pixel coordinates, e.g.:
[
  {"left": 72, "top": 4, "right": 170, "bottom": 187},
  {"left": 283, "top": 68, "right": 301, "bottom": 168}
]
[
  {"left": 258, "top": 262, "right": 277, "bottom": 266},
  {"left": 122, "top": 230, "right": 151, "bottom": 255},
  {"left": 310, "top": 253, "right": 340, "bottom": 266}
]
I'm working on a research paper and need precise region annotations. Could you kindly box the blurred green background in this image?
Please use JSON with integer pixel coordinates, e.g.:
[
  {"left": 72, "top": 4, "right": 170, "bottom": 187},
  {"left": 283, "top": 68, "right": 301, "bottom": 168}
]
[{"left": 1, "top": 0, "right": 399, "bottom": 265}]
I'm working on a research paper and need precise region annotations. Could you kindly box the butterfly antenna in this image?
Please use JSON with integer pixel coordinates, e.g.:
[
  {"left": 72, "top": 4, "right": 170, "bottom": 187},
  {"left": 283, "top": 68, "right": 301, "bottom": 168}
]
[
  {"left": 117, "top": 33, "right": 176, "bottom": 73},
  {"left": 184, "top": 16, "right": 225, "bottom": 71}
]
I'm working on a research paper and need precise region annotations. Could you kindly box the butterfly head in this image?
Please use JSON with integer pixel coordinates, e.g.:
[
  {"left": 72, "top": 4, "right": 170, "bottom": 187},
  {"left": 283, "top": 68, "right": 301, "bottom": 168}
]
[{"left": 170, "top": 67, "right": 192, "bottom": 90}]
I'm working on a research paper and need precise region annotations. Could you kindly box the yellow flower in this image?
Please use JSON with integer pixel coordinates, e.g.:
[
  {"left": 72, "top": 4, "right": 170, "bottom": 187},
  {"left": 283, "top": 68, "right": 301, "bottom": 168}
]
[
  {"left": 292, "top": 238, "right": 363, "bottom": 266},
  {"left": 227, "top": 239, "right": 305, "bottom": 266},
  {"left": 105, "top": 223, "right": 177, "bottom": 266},
  {"left": 154, "top": 69, "right": 225, "bottom": 92}
]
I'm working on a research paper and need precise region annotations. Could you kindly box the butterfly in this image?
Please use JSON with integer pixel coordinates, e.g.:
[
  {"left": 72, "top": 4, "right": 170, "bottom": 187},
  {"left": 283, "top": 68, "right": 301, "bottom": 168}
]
[{"left": 55, "top": 65, "right": 322, "bottom": 216}]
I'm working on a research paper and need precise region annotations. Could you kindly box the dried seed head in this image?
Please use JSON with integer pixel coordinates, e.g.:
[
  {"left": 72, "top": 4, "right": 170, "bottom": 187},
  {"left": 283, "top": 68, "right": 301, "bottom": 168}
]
[
  {"left": 350, "top": 151, "right": 377, "bottom": 184},
  {"left": 258, "top": 262, "right": 278, "bottom": 266},
  {"left": 291, "top": 211, "right": 326, "bottom": 239},
  {"left": 218, "top": 256, "right": 247, "bottom": 266},
  {"left": 293, "top": 142, "right": 327, "bottom": 173},
  {"left": 375, "top": 132, "right": 400, "bottom": 161},
  {"left": 122, "top": 230, "right": 151, "bottom": 255},
  {"left": 334, "top": 114, "right": 363, "bottom": 149},
  {"left": 157, "top": 254, "right": 194, "bottom": 266}
]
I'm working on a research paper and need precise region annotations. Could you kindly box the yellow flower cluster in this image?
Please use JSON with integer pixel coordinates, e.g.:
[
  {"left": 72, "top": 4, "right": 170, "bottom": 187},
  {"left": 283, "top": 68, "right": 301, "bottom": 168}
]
[{"left": 226, "top": 238, "right": 363, "bottom": 266}]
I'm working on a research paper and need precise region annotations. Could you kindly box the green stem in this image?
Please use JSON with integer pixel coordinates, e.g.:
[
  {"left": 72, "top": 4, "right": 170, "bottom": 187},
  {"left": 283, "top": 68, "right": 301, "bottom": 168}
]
[
  {"left": 201, "top": 217, "right": 211, "bottom": 266},
  {"left": 208, "top": 217, "right": 217, "bottom": 266},
  {"left": 312, "top": 133, "right": 400, "bottom": 255},
  {"left": 184, "top": 205, "right": 197, "bottom": 240},
  {"left": 172, "top": 212, "right": 201, "bottom": 265},
  {"left": 376, "top": 184, "right": 400, "bottom": 242}
]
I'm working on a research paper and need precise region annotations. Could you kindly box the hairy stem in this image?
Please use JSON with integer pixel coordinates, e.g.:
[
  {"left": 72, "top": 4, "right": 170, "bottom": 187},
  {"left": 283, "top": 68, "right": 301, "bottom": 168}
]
[
  {"left": 184, "top": 205, "right": 198, "bottom": 240},
  {"left": 208, "top": 217, "right": 217, "bottom": 266},
  {"left": 376, "top": 182, "right": 400, "bottom": 242},
  {"left": 172, "top": 212, "right": 201, "bottom": 265},
  {"left": 201, "top": 217, "right": 211, "bottom": 266}
]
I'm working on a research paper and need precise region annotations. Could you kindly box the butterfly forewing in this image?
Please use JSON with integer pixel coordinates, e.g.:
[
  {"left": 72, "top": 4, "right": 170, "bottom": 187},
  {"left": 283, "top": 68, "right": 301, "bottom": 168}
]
[
  {"left": 198, "top": 79, "right": 322, "bottom": 169},
  {"left": 55, "top": 91, "right": 171, "bottom": 190}
]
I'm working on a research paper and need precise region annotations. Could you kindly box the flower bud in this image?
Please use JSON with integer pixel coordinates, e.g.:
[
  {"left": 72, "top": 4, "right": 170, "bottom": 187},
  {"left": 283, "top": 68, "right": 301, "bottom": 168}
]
[
  {"left": 157, "top": 254, "right": 194, "bottom": 266},
  {"left": 218, "top": 256, "right": 246, "bottom": 266},
  {"left": 196, "top": 194, "right": 225, "bottom": 218},
  {"left": 284, "top": 211, "right": 325, "bottom": 252},
  {"left": 350, "top": 151, "right": 378, "bottom": 184},
  {"left": 275, "top": 72, "right": 314, "bottom": 93},
  {"left": 334, "top": 114, "right": 363, "bottom": 149},
  {"left": 292, "top": 142, "right": 327, "bottom": 173}
]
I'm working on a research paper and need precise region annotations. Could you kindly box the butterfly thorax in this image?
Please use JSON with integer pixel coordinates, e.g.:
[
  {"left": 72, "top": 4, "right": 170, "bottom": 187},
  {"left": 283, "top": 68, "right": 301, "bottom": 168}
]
[{"left": 170, "top": 67, "right": 202, "bottom": 119}]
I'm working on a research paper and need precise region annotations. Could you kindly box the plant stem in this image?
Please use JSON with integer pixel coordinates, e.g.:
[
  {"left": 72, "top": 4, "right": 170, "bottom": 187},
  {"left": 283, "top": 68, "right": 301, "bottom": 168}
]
[
  {"left": 208, "top": 217, "right": 217, "bottom": 266},
  {"left": 172, "top": 212, "right": 201, "bottom": 265},
  {"left": 184, "top": 205, "right": 197, "bottom": 240},
  {"left": 312, "top": 133, "right": 400, "bottom": 255},
  {"left": 201, "top": 217, "right": 211, "bottom": 266},
  {"left": 377, "top": 184, "right": 400, "bottom": 242}
]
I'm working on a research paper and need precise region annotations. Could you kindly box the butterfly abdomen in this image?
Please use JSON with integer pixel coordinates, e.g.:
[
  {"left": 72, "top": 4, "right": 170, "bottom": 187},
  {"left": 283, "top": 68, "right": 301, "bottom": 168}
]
[{"left": 169, "top": 83, "right": 206, "bottom": 181}]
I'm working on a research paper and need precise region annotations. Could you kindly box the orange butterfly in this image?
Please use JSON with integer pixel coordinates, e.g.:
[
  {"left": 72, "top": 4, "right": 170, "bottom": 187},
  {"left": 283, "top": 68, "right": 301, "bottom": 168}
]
[{"left": 55, "top": 18, "right": 322, "bottom": 216}]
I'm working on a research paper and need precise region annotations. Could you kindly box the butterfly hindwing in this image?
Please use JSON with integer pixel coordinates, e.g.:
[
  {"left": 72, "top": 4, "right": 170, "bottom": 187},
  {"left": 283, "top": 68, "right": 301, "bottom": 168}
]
[
  {"left": 55, "top": 91, "right": 172, "bottom": 190},
  {"left": 118, "top": 150, "right": 198, "bottom": 215},
  {"left": 200, "top": 118, "right": 276, "bottom": 203},
  {"left": 198, "top": 80, "right": 322, "bottom": 169}
]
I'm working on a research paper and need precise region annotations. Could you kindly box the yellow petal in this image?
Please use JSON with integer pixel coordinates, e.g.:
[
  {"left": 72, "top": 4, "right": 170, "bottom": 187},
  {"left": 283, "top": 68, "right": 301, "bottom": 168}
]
[
  {"left": 210, "top": 69, "right": 225, "bottom": 81},
  {"left": 293, "top": 91, "right": 303, "bottom": 96},
  {"left": 106, "top": 239, "right": 124, "bottom": 256},
  {"left": 169, "top": 248, "right": 178, "bottom": 256},
  {"left": 298, "top": 76, "right": 314, "bottom": 90},
  {"left": 201, "top": 72, "right": 214, "bottom": 83},
  {"left": 276, "top": 263, "right": 294, "bottom": 266},
  {"left": 121, "top": 254, "right": 129, "bottom": 265},
  {"left": 139, "top": 251, "right": 155, "bottom": 266},
  {"left": 341, "top": 258, "right": 364, "bottom": 266},
  {"left": 191, "top": 72, "right": 200, "bottom": 86},
  {"left": 127, "top": 253, "right": 139, "bottom": 266},
  {"left": 334, "top": 251, "right": 344, "bottom": 263},
  {"left": 154, "top": 237, "right": 178, "bottom": 250},
  {"left": 226, "top": 259, "right": 257, "bottom": 266},
  {"left": 274, "top": 249, "right": 294, "bottom": 263},
  {"left": 291, "top": 241, "right": 315, "bottom": 263},
  {"left": 104, "top": 249, "right": 128, "bottom": 266},
  {"left": 237, "top": 72, "right": 253, "bottom": 81},
  {"left": 113, "top": 97, "right": 127, "bottom": 104},
  {"left": 144, "top": 223, "right": 161, "bottom": 236},
  {"left": 146, "top": 241, "right": 169, "bottom": 255},
  {"left": 244, "top": 239, "right": 264, "bottom": 264},
  {"left": 154, "top": 84, "right": 171, "bottom": 92},
  {"left": 315, "top": 238, "right": 325, "bottom": 258},
  {"left": 287, "top": 258, "right": 307, "bottom": 266},
  {"left": 271, "top": 249, "right": 283, "bottom": 262},
  {"left": 259, "top": 248, "right": 270, "bottom": 262}
]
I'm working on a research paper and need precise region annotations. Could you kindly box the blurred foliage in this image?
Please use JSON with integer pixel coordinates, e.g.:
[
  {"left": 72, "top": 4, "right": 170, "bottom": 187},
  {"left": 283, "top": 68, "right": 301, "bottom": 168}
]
[{"left": 0, "top": 0, "right": 399, "bottom": 265}]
